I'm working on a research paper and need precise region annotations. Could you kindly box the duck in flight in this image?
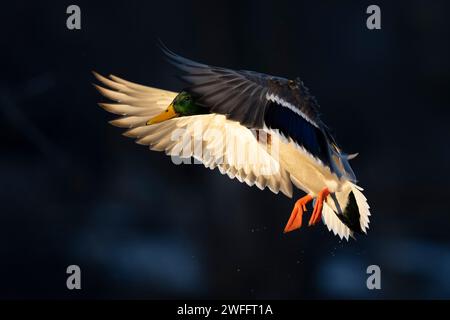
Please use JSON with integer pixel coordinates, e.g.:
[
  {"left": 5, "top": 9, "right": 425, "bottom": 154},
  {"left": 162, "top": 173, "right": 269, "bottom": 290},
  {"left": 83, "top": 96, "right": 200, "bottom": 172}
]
[{"left": 94, "top": 44, "right": 370, "bottom": 240}]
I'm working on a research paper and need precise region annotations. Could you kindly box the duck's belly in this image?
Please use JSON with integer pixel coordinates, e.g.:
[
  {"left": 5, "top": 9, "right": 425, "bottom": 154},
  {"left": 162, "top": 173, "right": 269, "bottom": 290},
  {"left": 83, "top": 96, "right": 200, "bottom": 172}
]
[{"left": 277, "top": 141, "right": 341, "bottom": 196}]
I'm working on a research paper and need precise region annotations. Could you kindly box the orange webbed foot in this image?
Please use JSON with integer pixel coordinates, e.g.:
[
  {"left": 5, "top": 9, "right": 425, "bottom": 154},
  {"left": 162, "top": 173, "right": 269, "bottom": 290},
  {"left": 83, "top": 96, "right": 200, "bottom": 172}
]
[
  {"left": 284, "top": 194, "right": 312, "bottom": 233},
  {"left": 308, "top": 188, "right": 330, "bottom": 226}
]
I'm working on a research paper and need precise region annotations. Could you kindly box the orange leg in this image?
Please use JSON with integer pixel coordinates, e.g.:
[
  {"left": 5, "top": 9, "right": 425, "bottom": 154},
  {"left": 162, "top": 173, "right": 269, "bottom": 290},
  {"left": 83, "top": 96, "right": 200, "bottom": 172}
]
[
  {"left": 283, "top": 194, "right": 313, "bottom": 233},
  {"left": 308, "top": 188, "right": 330, "bottom": 226}
]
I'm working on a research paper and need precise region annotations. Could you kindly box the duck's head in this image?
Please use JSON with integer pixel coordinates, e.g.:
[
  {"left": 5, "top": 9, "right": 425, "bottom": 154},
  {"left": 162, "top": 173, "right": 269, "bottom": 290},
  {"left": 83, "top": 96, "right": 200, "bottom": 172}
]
[{"left": 146, "top": 91, "right": 202, "bottom": 125}]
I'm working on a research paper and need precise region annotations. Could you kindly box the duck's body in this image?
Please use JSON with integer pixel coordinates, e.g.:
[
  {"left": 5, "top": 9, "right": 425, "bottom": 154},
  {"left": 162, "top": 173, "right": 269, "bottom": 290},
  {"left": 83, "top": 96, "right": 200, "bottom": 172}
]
[
  {"left": 94, "top": 45, "right": 370, "bottom": 240},
  {"left": 279, "top": 140, "right": 339, "bottom": 195}
]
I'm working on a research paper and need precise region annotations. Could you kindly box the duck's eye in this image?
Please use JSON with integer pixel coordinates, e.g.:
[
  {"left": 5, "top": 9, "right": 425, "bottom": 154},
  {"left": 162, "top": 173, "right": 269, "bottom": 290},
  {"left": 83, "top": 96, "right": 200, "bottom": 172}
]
[{"left": 288, "top": 80, "right": 295, "bottom": 87}]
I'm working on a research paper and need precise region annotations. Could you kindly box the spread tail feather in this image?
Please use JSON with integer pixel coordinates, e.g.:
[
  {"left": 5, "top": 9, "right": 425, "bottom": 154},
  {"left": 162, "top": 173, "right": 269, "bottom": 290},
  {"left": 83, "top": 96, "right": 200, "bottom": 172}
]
[{"left": 322, "top": 182, "right": 371, "bottom": 240}]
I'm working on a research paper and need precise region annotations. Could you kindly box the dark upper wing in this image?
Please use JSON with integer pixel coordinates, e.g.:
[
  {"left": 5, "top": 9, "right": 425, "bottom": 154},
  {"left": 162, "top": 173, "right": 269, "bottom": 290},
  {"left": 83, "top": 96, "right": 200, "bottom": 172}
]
[
  {"left": 160, "top": 45, "right": 322, "bottom": 129},
  {"left": 161, "top": 45, "right": 354, "bottom": 178}
]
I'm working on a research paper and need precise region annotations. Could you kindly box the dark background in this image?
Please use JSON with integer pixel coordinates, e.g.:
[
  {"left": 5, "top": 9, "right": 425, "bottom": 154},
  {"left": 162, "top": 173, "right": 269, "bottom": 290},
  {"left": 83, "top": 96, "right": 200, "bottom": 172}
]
[{"left": 1, "top": 0, "right": 449, "bottom": 299}]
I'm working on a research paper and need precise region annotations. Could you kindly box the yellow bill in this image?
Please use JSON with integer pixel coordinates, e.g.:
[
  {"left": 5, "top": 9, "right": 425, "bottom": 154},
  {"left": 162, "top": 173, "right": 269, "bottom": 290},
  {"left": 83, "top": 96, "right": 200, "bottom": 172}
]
[{"left": 146, "top": 103, "right": 178, "bottom": 125}]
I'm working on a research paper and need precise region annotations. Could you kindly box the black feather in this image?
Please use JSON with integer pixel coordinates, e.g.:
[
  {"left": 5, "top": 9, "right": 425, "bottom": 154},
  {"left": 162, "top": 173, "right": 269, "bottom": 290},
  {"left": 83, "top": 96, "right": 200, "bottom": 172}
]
[{"left": 337, "top": 191, "right": 363, "bottom": 234}]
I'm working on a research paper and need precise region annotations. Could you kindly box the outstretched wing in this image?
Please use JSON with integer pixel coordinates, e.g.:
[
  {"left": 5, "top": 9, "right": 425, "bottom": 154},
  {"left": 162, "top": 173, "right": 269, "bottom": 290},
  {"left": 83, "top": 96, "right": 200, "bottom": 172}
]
[
  {"left": 94, "top": 72, "right": 294, "bottom": 197},
  {"left": 161, "top": 45, "right": 322, "bottom": 129},
  {"left": 160, "top": 45, "right": 352, "bottom": 178}
]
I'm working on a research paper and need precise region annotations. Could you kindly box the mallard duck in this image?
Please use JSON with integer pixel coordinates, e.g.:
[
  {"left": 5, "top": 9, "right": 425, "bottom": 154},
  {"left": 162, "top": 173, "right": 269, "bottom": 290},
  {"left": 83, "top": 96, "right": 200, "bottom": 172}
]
[{"left": 94, "top": 45, "right": 370, "bottom": 240}]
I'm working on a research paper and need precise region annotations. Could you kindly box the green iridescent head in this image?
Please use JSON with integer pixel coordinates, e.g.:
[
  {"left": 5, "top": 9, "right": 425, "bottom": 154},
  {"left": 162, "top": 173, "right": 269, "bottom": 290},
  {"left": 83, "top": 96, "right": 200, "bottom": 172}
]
[
  {"left": 172, "top": 91, "right": 201, "bottom": 116},
  {"left": 146, "top": 91, "right": 207, "bottom": 125}
]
